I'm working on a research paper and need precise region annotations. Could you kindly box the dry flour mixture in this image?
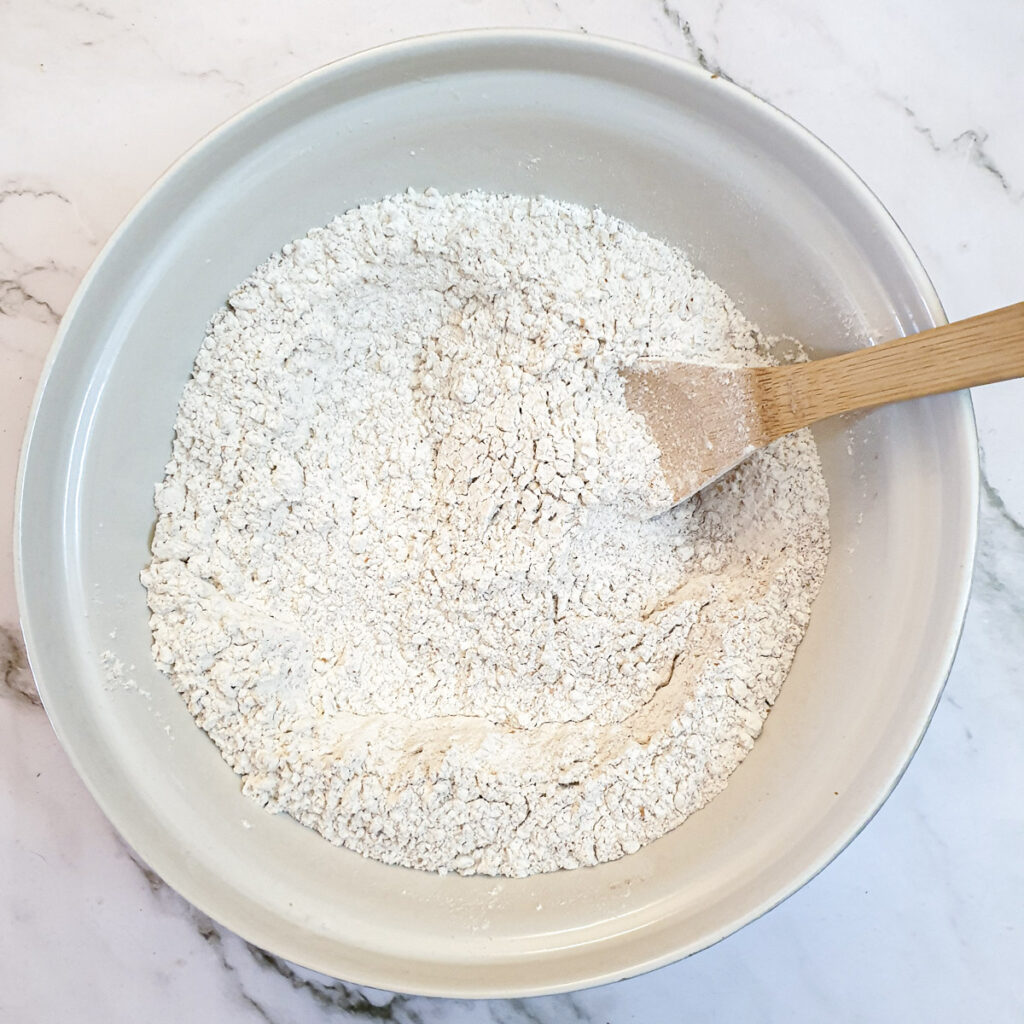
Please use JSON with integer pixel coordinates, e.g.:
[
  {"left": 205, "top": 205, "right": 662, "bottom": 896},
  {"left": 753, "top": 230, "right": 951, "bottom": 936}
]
[{"left": 142, "top": 190, "right": 830, "bottom": 877}]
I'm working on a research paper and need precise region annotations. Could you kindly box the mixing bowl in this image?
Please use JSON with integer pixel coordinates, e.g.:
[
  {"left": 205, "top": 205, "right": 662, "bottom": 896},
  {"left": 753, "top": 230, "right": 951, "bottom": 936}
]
[{"left": 15, "top": 31, "right": 977, "bottom": 996}]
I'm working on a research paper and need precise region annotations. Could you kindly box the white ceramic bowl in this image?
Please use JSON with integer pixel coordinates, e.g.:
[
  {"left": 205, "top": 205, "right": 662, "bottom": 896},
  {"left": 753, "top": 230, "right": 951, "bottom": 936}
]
[{"left": 16, "top": 31, "right": 976, "bottom": 997}]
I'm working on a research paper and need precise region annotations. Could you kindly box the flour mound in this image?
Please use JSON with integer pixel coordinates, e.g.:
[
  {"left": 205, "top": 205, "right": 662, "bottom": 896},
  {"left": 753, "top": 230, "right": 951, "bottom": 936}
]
[{"left": 142, "top": 190, "right": 830, "bottom": 877}]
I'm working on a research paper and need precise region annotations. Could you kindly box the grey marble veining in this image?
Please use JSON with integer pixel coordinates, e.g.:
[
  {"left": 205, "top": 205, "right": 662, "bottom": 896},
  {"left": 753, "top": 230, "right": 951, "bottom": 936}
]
[
  {"left": 657, "top": 1, "right": 734, "bottom": 82},
  {"left": 2, "top": 1, "right": 1022, "bottom": 1020},
  {"left": 977, "top": 466, "right": 1024, "bottom": 618},
  {"left": 0, "top": 623, "right": 38, "bottom": 706}
]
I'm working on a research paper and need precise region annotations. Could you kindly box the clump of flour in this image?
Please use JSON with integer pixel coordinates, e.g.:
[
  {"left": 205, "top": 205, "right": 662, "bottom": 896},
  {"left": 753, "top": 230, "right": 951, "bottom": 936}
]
[{"left": 142, "top": 189, "right": 830, "bottom": 877}]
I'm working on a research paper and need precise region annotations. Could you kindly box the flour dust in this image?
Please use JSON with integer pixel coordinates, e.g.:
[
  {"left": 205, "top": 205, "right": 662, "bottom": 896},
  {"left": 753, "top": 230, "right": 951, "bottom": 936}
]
[{"left": 141, "top": 190, "right": 830, "bottom": 877}]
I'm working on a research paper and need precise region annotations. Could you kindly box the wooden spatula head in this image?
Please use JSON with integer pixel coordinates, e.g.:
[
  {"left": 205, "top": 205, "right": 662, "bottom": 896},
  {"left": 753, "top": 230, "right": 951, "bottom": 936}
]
[{"left": 622, "top": 361, "right": 769, "bottom": 505}]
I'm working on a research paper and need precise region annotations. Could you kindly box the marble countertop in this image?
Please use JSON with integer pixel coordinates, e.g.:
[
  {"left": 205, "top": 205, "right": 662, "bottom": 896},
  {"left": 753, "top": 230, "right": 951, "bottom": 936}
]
[{"left": 2, "top": 1, "right": 1022, "bottom": 1020}]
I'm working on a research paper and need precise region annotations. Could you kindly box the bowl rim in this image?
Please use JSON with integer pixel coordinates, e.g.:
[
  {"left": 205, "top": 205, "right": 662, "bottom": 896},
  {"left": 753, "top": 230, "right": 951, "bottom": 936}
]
[{"left": 15, "top": 28, "right": 979, "bottom": 998}]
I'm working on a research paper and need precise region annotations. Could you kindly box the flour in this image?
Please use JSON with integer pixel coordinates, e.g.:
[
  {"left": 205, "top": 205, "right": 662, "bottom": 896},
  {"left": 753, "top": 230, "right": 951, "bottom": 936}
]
[
  {"left": 100, "top": 648, "right": 137, "bottom": 692},
  {"left": 141, "top": 189, "right": 830, "bottom": 877}
]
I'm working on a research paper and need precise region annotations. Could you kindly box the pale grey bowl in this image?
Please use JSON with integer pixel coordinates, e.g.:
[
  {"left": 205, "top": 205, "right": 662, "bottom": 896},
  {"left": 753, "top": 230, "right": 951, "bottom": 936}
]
[{"left": 16, "top": 31, "right": 976, "bottom": 997}]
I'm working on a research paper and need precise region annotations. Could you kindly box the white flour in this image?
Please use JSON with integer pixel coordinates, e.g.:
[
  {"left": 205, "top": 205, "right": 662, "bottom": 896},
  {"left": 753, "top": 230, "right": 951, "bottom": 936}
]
[{"left": 142, "top": 190, "right": 830, "bottom": 877}]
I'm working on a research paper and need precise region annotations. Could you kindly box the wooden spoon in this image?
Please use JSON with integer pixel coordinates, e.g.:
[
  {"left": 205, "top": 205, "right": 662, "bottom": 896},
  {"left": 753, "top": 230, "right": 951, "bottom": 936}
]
[{"left": 622, "top": 301, "right": 1024, "bottom": 505}]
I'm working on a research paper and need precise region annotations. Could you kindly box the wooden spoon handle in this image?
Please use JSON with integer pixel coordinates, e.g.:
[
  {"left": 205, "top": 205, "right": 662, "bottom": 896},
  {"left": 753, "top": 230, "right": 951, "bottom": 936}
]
[{"left": 758, "top": 301, "right": 1024, "bottom": 438}]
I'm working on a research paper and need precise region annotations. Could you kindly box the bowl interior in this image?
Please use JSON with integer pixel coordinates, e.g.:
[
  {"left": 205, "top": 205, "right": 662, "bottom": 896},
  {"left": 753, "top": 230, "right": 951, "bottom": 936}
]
[{"left": 17, "top": 33, "right": 975, "bottom": 996}]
